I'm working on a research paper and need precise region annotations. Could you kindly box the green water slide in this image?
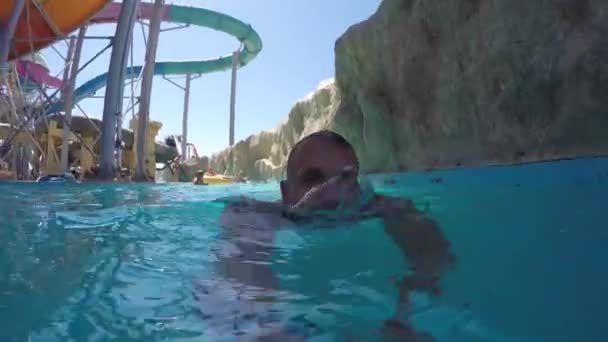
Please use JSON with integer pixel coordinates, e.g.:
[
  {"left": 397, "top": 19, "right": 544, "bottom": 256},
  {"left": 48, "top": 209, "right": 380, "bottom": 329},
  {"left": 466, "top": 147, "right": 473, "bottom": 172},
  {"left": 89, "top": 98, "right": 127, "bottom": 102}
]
[{"left": 46, "top": 3, "right": 262, "bottom": 113}]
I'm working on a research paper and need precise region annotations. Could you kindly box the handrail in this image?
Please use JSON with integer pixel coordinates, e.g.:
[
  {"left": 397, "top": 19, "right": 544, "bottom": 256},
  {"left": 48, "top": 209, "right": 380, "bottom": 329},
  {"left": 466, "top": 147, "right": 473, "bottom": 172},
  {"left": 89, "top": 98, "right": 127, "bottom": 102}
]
[{"left": 186, "top": 142, "right": 198, "bottom": 159}]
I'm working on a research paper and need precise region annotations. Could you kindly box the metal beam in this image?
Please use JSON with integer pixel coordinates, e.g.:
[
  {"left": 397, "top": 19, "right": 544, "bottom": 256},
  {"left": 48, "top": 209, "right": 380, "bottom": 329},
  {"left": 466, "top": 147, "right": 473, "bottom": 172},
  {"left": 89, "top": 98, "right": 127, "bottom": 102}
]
[
  {"left": 0, "top": 0, "right": 25, "bottom": 74},
  {"left": 160, "top": 23, "right": 190, "bottom": 33},
  {"left": 59, "top": 35, "right": 76, "bottom": 173},
  {"left": 61, "top": 26, "right": 86, "bottom": 172},
  {"left": 133, "top": 0, "right": 164, "bottom": 182},
  {"left": 181, "top": 73, "right": 192, "bottom": 161},
  {"left": 228, "top": 50, "right": 240, "bottom": 146},
  {"left": 99, "top": 0, "right": 140, "bottom": 180}
]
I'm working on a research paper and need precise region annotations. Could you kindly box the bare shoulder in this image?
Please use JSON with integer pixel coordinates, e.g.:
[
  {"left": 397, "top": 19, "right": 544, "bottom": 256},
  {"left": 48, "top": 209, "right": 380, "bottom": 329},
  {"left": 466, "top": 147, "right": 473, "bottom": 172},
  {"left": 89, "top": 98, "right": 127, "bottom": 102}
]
[
  {"left": 218, "top": 196, "right": 290, "bottom": 231},
  {"left": 369, "top": 194, "right": 418, "bottom": 217}
]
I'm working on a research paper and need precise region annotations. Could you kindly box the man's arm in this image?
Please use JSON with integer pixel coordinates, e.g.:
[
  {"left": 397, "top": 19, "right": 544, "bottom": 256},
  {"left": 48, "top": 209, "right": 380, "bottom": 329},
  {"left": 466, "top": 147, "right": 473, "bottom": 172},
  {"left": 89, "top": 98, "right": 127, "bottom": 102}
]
[
  {"left": 373, "top": 195, "right": 455, "bottom": 309},
  {"left": 217, "top": 198, "right": 282, "bottom": 287},
  {"left": 216, "top": 198, "right": 307, "bottom": 340}
]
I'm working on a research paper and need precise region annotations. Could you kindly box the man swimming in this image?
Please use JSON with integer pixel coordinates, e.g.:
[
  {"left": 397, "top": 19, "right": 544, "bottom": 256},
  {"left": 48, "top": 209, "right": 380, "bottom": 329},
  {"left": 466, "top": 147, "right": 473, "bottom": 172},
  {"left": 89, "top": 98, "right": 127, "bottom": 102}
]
[{"left": 215, "top": 130, "right": 454, "bottom": 340}]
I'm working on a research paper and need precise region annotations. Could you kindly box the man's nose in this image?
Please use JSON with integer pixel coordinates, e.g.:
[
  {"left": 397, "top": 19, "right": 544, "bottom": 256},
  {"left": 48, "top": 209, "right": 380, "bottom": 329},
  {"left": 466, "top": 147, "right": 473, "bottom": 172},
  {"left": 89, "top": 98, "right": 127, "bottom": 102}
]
[{"left": 325, "top": 174, "right": 359, "bottom": 200}]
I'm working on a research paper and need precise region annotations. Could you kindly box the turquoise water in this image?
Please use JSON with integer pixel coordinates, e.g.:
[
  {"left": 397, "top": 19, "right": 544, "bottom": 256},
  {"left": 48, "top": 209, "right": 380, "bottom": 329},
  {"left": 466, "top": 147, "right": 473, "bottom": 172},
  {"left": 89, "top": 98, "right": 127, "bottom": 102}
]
[{"left": 1, "top": 157, "right": 607, "bottom": 341}]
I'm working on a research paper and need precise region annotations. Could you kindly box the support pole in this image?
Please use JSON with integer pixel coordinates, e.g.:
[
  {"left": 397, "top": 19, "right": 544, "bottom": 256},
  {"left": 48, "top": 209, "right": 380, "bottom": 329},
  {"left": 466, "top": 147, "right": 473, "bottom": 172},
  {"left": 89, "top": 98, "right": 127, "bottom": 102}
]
[
  {"left": 0, "top": 0, "right": 25, "bottom": 74},
  {"left": 124, "top": 30, "right": 136, "bottom": 168},
  {"left": 181, "top": 73, "right": 191, "bottom": 161},
  {"left": 99, "top": 0, "right": 139, "bottom": 180},
  {"left": 116, "top": 26, "right": 135, "bottom": 170},
  {"left": 133, "top": 0, "right": 164, "bottom": 182},
  {"left": 11, "top": 144, "right": 18, "bottom": 179},
  {"left": 60, "top": 27, "right": 86, "bottom": 172},
  {"left": 228, "top": 50, "right": 240, "bottom": 146},
  {"left": 60, "top": 38, "right": 77, "bottom": 101},
  {"left": 59, "top": 36, "right": 76, "bottom": 173}
]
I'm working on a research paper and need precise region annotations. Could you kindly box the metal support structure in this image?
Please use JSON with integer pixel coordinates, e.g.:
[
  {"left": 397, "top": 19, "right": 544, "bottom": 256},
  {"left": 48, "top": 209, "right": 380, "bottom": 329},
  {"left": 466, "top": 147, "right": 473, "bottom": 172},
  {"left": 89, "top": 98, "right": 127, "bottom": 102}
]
[
  {"left": 58, "top": 116, "right": 98, "bottom": 159},
  {"left": 91, "top": 95, "right": 138, "bottom": 99},
  {"left": 60, "top": 38, "right": 77, "bottom": 98},
  {"left": 59, "top": 36, "right": 76, "bottom": 172},
  {"left": 117, "top": 29, "right": 136, "bottom": 170},
  {"left": 228, "top": 49, "right": 240, "bottom": 146},
  {"left": 181, "top": 73, "right": 191, "bottom": 161},
  {"left": 0, "top": 0, "right": 25, "bottom": 74},
  {"left": 115, "top": 4, "right": 140, "bottom": 172},
  {"left": 76, "top": 104, "right": 101, "bottom": 135},
  {"left": 81, "top": 35, "right": 114, "bottom": 40},
  {"left": 133, "top": 0, "right": 164, "bottom": 182},
  {"left": 129, "top": 29, "right": 136, "bottom": 121},
  {"left": 160, "top": 23, "right": 190, "bottom": 33},
  {"left": 1, "top": 74, "right": 44, "bottom": 160},
  {"left": 99, "top": 0, "right": 140, "bottom": 180},
  {"left": 124, "top": 97, "right": 140, "bottom": 116},
  {"left": 60, "top": 26, "right": 86, "bottom": 172},
  {"left": 43, "top": 41, "right": 113, "bottom": 107},
  {"left": 160, "top": 73, "right": 201, "bottom": 161}
]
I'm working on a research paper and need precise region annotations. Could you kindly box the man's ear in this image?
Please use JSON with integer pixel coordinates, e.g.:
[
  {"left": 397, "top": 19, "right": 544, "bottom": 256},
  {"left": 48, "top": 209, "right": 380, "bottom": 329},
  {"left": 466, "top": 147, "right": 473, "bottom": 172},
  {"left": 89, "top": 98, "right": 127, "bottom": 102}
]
[{"left": 280, "top": 180, "right": 289, "bottom": 204}]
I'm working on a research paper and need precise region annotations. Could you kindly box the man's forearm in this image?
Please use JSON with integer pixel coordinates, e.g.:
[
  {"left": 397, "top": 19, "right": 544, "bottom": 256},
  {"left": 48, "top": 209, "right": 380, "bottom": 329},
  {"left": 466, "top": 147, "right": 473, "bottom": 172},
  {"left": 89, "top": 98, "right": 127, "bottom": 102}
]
[{"left": 378, "top": 195, "right": 455, "bottom": 295}]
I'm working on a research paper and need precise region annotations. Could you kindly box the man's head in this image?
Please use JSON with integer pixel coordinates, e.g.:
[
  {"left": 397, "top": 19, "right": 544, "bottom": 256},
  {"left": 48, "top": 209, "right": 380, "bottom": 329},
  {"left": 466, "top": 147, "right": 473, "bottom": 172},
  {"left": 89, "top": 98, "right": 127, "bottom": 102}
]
[{"left": 280, "top": 130, "right": 360, "bottom": 209}]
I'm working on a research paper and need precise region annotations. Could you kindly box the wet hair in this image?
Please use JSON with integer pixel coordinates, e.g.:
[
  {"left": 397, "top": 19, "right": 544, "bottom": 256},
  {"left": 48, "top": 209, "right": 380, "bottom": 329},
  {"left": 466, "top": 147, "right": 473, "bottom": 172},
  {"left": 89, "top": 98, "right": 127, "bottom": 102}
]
[{"left": 286, "top": 130, "right": 357, "bottom": 177}]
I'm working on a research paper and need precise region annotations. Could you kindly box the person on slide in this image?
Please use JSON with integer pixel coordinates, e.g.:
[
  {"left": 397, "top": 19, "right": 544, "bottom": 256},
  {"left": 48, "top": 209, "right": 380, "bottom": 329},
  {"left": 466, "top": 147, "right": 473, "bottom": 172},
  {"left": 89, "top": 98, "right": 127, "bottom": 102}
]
[
  {"left": 193, "top": 169, "right": 208, "bottom": 185},
  {"left": 213, "top": 130, "right": 455, "bottom": 340}
]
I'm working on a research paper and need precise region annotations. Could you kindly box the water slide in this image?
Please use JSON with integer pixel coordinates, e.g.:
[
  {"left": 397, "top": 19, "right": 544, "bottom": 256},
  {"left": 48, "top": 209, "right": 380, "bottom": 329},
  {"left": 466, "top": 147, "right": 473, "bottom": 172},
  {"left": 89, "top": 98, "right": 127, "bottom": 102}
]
[
  {"left": 45, "top": 2, "right": 263, "bottom": 114},
  {"left": 2, "top": 1, "right": 261, "bottom": 113},
  {"left": 2, "top": 0, "right": 112, "bottom": 61},
  {"left": 16, "top": 53, "right": 63, "bottom": 89},
  {"left": 2, "top": 1, "right": 109, "bottom": 89}
]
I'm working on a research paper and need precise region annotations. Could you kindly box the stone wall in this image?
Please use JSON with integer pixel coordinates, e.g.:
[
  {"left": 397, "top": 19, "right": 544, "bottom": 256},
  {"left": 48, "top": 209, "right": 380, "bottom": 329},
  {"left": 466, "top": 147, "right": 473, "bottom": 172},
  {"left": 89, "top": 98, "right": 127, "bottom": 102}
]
[
  {"left": 211, "top": 0, "right": 608, "bottom": 179},
  {"left": 210, "top": 79, "right": 340, "bottom": 180}
]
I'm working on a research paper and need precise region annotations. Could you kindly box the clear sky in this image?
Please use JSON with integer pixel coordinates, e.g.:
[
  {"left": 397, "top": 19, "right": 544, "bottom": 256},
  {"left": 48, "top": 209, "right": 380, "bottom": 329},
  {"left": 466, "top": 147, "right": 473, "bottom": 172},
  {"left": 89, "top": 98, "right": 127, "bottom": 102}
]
[{"left": 42, "top": 0, "right": 381, "bottom": 157}]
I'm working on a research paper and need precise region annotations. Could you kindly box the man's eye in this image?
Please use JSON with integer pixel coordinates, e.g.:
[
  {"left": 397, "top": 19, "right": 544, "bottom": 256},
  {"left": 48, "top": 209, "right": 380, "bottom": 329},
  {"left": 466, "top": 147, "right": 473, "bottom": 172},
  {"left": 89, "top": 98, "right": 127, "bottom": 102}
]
[{"left": 301, "top": 170, "right": 325, "bottom": 184}]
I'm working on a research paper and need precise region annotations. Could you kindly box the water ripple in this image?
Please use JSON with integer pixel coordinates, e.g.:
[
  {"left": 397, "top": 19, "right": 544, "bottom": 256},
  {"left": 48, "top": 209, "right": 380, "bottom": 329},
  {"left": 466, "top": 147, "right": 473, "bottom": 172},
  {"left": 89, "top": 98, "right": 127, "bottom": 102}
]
[{"left": 1, "top": 158, "right": 607, "bottom": 340}]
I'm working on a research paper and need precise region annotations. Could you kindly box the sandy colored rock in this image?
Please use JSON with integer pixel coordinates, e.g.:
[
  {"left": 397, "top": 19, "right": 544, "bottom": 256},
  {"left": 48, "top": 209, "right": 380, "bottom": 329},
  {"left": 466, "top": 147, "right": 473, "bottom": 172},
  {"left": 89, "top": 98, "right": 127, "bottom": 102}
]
[
  {"left": 212, "top": 0, "right": 608, "bottom": 179},
  {"left": 210, "top": 79, "right": 340, "bottom": 180}
]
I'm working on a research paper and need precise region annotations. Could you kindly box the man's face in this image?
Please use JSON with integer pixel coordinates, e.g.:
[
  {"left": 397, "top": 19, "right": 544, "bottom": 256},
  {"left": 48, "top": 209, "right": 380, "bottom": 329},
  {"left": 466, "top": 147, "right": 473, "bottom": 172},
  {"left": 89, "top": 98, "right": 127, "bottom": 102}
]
[{"left": 281, "top": 138, "right": 360, "bottom": 210}]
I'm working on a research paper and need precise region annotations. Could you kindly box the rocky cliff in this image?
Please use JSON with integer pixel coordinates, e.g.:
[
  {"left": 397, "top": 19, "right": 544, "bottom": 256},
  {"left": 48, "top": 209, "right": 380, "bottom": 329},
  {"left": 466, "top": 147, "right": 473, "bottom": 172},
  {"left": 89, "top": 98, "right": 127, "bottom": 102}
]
[
  {"left": 210, "top": 79, "right": 341, "bottom": 180},
  {"left": 212, "top": 0, "right": 608, "bottom": 179}
]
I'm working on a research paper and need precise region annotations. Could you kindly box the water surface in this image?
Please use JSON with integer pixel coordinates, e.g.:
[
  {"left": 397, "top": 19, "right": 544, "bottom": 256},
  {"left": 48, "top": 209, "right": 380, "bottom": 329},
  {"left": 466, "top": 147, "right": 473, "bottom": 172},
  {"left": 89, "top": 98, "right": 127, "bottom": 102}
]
[{"left": 0, "top": 157, "right": 606, "bottom": 341}]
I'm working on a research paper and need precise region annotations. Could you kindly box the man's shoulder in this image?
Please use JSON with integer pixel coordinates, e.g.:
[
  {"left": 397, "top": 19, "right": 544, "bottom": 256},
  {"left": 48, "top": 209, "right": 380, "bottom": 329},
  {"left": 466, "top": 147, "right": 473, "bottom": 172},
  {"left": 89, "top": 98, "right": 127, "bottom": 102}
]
[
  {"left": 218, "top": 196, "right": 288, "bottom": 230},
  {"left": 220, "top": 196, "right": 283, "bottom": 212},
  {"left": 368, "top": 194, "right": 417, "bottom": 217}
]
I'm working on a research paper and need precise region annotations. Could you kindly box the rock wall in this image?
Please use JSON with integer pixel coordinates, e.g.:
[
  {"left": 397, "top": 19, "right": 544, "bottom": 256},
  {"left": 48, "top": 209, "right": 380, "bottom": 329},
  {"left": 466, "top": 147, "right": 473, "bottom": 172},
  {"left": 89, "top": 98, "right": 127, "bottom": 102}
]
[
  {"left": 210, "top": 79, "right": 340, "bottom": 180},
  {"left": 212, "top": 0, "right": 608, "bottom": 179}
]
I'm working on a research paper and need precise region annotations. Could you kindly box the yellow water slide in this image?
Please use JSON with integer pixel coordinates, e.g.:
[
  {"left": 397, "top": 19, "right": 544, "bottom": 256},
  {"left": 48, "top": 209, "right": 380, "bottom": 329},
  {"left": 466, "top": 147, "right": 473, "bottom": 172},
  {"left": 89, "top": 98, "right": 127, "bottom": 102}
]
[{"left": 1, "top": 0, "right": 111, "bottom": 60}]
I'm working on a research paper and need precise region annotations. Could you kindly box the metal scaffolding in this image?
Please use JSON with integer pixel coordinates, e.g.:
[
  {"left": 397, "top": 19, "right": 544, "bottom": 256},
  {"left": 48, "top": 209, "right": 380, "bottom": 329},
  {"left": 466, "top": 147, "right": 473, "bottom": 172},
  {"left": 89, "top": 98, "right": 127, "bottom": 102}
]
[{"left": 0, "top": 0, "right": 25, "bottom": 74}]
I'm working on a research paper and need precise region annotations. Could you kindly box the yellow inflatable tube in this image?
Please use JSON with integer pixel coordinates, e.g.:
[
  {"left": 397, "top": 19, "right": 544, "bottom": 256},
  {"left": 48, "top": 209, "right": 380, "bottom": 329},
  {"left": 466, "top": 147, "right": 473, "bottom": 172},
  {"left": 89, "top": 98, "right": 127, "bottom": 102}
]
[{"left": 203, "top": 174, "right": 234, "bottom": 185}]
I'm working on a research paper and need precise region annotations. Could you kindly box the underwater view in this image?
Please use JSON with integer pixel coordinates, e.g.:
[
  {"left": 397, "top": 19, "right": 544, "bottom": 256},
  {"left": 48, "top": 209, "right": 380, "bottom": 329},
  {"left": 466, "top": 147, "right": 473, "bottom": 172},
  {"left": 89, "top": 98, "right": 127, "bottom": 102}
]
[{"left": 1, "top": 157, "right": 606, "bottom": 341}]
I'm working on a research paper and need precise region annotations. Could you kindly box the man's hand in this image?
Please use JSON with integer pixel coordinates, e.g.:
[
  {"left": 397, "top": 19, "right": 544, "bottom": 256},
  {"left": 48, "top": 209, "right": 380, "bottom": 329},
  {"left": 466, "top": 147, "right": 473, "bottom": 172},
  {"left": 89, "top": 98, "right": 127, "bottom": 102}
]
[{"left": 292, "top": 166, "right": 360, "bottom": 213}]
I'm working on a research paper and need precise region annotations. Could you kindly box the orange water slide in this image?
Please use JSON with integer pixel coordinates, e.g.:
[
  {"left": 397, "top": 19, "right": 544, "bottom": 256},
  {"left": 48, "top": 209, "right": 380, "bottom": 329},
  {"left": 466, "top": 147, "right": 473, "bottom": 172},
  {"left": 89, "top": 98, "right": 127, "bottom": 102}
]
[{"left": 1, "top": 0, "right": 111, "bottom": 61}]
